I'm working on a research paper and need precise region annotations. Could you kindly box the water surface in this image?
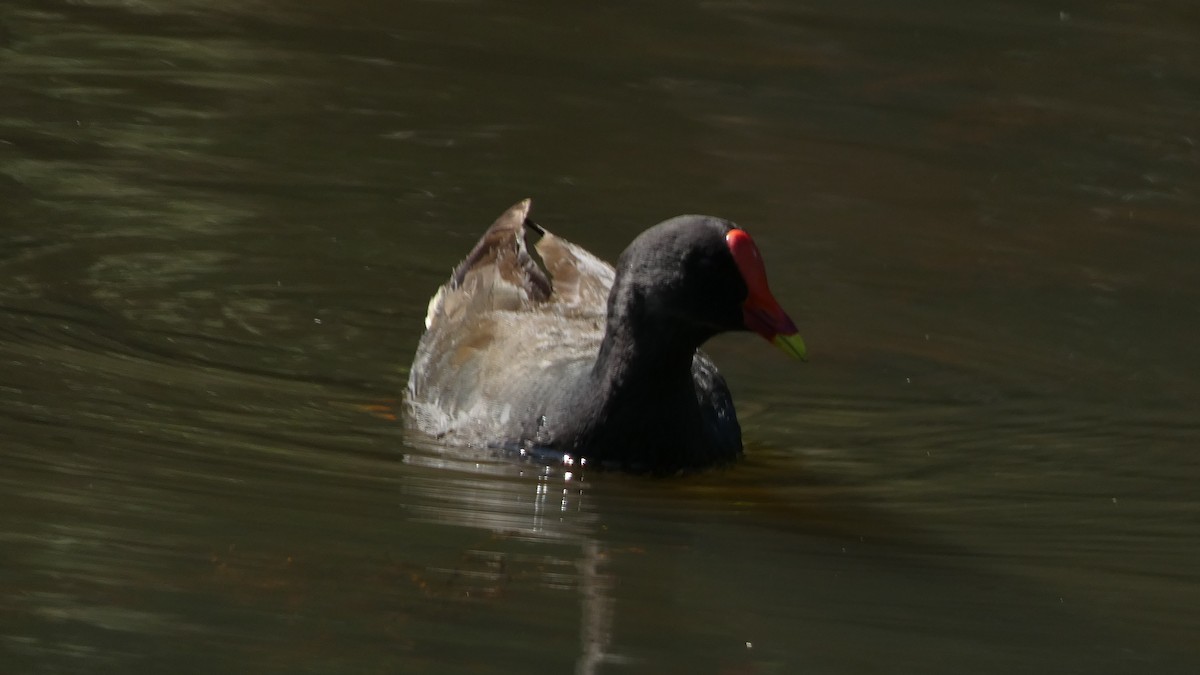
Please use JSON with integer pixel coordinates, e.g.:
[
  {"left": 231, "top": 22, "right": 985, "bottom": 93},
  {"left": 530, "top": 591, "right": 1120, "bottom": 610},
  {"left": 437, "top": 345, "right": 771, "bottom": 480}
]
[{"left": 2, "top": 1, "right": 1198, "bottom": 672}]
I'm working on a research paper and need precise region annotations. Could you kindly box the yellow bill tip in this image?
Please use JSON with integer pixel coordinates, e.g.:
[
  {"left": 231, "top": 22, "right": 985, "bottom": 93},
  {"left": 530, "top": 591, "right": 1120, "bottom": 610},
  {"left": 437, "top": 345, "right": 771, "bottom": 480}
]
[{"left": 772, "top": 333, "right": 808, "bottom": 361}]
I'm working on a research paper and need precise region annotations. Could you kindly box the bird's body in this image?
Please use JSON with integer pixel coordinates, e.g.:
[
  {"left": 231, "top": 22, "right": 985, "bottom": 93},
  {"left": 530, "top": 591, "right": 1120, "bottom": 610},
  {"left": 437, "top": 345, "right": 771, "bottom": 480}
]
[{"left": 406, "top": 199, "right": 804, "bottom": 472}]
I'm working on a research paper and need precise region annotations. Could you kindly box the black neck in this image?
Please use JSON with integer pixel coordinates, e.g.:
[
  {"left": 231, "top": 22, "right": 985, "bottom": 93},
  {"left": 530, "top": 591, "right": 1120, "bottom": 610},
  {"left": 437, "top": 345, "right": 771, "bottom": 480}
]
[{"left": 566, "top": 303, "right": 709, "bottom": 470}]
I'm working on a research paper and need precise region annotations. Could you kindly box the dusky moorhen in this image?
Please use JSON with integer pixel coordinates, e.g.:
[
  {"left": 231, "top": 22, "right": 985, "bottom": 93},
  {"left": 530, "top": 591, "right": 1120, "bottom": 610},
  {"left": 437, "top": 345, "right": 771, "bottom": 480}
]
[{"left": 406, "top": 199, "right": 804, "bottom": 472}]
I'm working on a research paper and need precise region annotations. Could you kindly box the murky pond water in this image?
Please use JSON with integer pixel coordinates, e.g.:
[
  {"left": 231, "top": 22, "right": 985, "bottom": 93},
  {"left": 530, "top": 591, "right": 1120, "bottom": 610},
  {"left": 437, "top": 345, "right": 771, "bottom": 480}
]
[{"left": 2, "top": 1, "right": 1198, "bottom": 672}]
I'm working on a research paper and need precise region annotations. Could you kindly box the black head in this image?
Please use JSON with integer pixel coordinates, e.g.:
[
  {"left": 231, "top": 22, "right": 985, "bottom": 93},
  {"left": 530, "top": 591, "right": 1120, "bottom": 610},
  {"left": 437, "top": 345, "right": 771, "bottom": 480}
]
[
  {"left": 611, "top": 216, "right": 744, "bottom": 342},
  {"left": 606, "top": 215, "right": 805, "bottom": 361}
]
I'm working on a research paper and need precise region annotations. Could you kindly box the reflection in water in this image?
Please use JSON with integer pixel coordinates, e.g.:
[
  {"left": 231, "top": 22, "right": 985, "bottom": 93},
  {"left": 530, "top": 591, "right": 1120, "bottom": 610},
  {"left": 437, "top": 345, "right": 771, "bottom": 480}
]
[{"left": 402, "top": 435, "right": 614, "bottom": 674}]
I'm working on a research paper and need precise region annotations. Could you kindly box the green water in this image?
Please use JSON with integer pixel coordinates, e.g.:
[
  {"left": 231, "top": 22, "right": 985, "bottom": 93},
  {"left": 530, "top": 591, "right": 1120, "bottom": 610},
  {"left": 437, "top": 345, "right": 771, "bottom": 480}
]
[{"left": 1, "top": 1, "right": 1197, "bottom": 672}]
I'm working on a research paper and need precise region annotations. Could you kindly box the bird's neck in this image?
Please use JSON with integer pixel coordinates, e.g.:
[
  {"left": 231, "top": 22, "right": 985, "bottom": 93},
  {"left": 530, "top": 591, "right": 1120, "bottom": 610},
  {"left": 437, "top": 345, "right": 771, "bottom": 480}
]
[
  {"left": 559, "top": 315, "right": 705, "bottom": 470},
  {"left": 592, "top": 273, "right": 709, "bottom": 393},
  {"left": 593, "top": 319, "right": 698, "bottom": 397}
]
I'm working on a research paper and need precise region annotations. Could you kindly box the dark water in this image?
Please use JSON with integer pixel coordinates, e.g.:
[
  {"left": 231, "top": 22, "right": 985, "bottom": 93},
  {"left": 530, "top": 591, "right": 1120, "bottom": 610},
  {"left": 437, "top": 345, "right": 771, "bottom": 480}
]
[{"left": 2, "top": 0, "right": 1198, "bottom": 672}]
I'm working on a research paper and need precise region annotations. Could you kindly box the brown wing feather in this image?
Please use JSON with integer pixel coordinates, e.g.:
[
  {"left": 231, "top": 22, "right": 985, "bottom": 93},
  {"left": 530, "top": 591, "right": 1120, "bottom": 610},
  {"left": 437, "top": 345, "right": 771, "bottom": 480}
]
[
  {"left": 424, "top": 199, "right": 551, "bottom": 330},
  {"left": 409, "top": 199, "right": 618, "bottom": 442},
  {"left": 533, "top": 229, "right": 615, "bottom": 312}
]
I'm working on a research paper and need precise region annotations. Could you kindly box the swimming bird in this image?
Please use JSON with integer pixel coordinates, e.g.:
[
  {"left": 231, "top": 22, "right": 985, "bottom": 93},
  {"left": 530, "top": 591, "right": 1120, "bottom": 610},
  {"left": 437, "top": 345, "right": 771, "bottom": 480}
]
[{"left": 406, "top": 199, "right": 805, "bottom": 472}]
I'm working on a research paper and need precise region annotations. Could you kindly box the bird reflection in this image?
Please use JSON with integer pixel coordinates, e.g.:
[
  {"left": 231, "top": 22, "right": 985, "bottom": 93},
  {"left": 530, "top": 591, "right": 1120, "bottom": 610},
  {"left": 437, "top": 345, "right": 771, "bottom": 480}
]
[{"left": 401, "top": 431, "right": 615, "bottom": 674}]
